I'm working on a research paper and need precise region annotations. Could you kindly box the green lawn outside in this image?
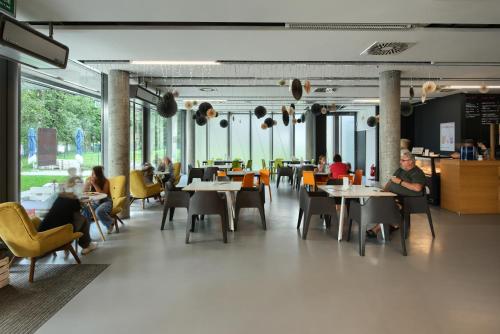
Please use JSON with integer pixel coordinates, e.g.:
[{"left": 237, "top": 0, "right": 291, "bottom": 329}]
[
  {"left": 21, "top": 151, "right": 102, "bottom": 172},
  {"left": 20, "top": 175, "right": 69, "bottom": 192}
]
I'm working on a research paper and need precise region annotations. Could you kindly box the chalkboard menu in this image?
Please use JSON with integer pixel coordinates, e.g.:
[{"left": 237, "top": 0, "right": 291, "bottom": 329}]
[{"left": 465, "top": 95, "right": 500, "bottom": 124}]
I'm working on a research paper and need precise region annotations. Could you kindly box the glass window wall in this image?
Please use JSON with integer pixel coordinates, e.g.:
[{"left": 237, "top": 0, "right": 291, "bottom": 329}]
[
  {"left": 272, "top": 114, "right": 292, "bottom": 160},
  {"left": 230, "top": 113, "right": 250, "bottom": 163},
  {"left": 294, "top": 114, "right": 306, "bottom": 161},
  {"left": 251, "top": 115, "right": 270, "bottom": 169},
  {"left": 208, "top": 115, "right": 228, "bottom": 160}
]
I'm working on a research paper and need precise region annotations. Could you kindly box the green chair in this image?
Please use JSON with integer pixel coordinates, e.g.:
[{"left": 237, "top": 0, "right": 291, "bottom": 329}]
[
  {"left": 273, "top": 158, "right": 284, "bottom": 179},
  {"left": 207, "top": 160, "right": 214, "bottom": 166},
  {"left": 310, "top": 159, "right": 315, "bottom": 164},
  {"left": 246, "top": 160, "right": 253, "bottom": 170},
  {"left": 232, "top": 160, "right": 242, "bottom": 169},
  {"left": 197, "top": 160, "right": 201, "bottom": 168},
  {"left": 261, "top": 159, "right": 267, "bottom": 169}
]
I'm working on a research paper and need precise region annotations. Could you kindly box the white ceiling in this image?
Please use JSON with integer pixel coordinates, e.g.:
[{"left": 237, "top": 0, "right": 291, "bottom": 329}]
[{"left": 16, "top": 0, "right": 500, "bottom": 106}]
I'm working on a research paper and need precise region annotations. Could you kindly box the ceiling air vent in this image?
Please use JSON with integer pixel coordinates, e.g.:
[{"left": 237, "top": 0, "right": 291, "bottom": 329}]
[
  {"left": 314, "top": 87, "right": 337, "bottom": 93},
  {"left": 286, "top": 23, "right": 414, "bottom": 31},
  {"left": 361, "top": 42, "right": 415, "bottom": 56}
]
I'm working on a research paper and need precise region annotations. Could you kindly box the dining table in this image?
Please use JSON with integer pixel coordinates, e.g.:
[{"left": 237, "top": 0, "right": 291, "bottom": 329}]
[
  {"left": 182, "top": 181, "right": 242, "bottom": 230},
  {"left": 79, "top": 192, "right": 108, "bottom": 241},
  {"left": 318, "top": 185, "right": 396, "bottom": 241}
]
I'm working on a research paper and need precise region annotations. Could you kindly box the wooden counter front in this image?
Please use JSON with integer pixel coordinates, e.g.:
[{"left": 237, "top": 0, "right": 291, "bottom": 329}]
[{"left": 440, "top": 159, "right": 500, "bottom": 214}]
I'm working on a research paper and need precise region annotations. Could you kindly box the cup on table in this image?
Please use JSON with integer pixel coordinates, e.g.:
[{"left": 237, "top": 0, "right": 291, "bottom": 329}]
[{"left": 342, "top": 176, "right": 351, "bottom": 190}]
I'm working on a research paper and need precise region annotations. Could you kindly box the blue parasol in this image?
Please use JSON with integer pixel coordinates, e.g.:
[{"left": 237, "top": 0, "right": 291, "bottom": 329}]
[
  {"left": 28, "top": 127, "right": 36, "bottom": 159},
  {"left": 75, "top": 128, "right": 84, "bottom": 156}
]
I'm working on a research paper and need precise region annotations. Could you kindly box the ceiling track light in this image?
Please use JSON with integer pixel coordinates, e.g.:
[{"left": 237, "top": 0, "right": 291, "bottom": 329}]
[{"left": 130, "top": 60, "right": 220, "bottom": 65}]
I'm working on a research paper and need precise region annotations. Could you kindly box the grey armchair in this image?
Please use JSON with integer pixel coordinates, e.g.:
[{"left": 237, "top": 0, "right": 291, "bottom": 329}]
[
  {"left": 402, "top": 195, "right": 435, "bottom": 239},
  {"left": 186, "top": 192, "right": 229, "bottom": 244},
  {"left": 234, "top": 183, "right": 266, "bottom": 231},
  {"left": 297, "top": 187, "right": 339, "bottom": 239},
  {"left": 276, "top": 166, "right": 293, "bottom": 188},
  {"left": 347, "top": 197, "right": 407, "bottom": 256},
  {"left": 160, "top": 182, "right": 190, "bottom": 230},
  {"left": 202, "top": 167, "right": 219, "bottom": 181}
]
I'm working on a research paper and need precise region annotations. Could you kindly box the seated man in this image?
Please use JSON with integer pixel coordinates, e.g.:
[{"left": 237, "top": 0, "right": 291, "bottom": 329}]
[{"left": 367, "top": 149, "right": 426, "bottom": 238}]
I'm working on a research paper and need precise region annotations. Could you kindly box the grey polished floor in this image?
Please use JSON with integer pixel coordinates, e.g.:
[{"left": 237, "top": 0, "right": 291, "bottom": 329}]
[{"left": 33, "top": 183, "right": 500, "bottom": 334}]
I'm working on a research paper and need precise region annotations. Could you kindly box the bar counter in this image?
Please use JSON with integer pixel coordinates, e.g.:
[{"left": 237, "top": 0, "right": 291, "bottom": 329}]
[{"left": 440, "top": 159, "right": 500, "bottom": 214}]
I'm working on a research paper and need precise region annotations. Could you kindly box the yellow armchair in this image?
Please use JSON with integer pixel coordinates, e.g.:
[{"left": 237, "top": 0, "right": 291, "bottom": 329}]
[
  {"left": 0, "top": 202, "right": 82, "bottom": 282},
  {"left": 109, "top": 175, "right": 127, "bottom": 232},
  {"left": 130, "top": 170, "right": 163, "bottom": 209},
  {"left": 173, "top": 162, "right": 181, "bottom": 186}
]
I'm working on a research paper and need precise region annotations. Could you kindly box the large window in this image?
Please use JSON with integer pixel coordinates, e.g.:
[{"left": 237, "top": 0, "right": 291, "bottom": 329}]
[
  {"left": 130, "top": 102, "right": 143, "bottom": 169},
  {"left": 194, "top": 121, "right": 207, "bottom": 166},
  {"left": 251, "top": 115, "right": 270, "bottom": 169},
  {"left": 294, "top": 114, "right": 306, "bottom": 161},
  {"left": 208, "top": 115, "right": 228, "bottom": 160},
  {"left": 272, "top": 114, "right": 292, "bottom": 160},
  {"left": 230, "top": 113, "right": 250, "bottom": 163},
  {"left": 339, "top": 115, "right": 355, "bottom": 167},
  {"left": 326, "top": 116, "right": 334, "bottom": 163},
  {"left": 149, "top": 107, "right": 167, "bottom": 168}
]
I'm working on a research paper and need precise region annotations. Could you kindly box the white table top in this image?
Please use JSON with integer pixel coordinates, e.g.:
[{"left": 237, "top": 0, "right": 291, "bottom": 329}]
[
  {"left": 79, "top": 192, "right": 108, "bottom": 202},
  {"left": 211, "top": 164, "right": 233, "bottom": 170},
  {"left": 183, "top": 181, "right": 242, "bottom": 192},
  {"left": 317, "top": 185, "right": 396, "bottom": 198}
]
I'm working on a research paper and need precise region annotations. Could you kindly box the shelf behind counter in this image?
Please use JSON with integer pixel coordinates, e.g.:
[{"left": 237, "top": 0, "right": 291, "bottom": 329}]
[{"left": 440, "top": 159, "right": 500, "bottom": 214}]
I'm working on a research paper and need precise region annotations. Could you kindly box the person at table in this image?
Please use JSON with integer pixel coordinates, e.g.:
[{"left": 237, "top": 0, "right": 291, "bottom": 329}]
[
  {"left": 329, "top": 154, "right": 349, "bottom": 179},
  {"left": 83, "top": 166, "right": 114, "bottom": 234},
  {"left": 39, "top": 193, "right": 97, "bottom": 255},
  {"left": 366, "top": 150, "right": 426, "bottom": 238},
  {"left": 142, "top": 162, "right": 155, "bottom": 185},
  {"left": 477, "top": 142, "right": 490, "bottom": 160},
  {"left": 158, "top": 156, "right": 175, "bottom": 186},
  {"left": 315, "top": 155, "right": 328, "bottom": 173}
]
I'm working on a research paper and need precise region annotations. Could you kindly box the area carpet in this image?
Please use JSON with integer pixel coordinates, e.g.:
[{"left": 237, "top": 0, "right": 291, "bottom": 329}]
[{"left": 0, "top": 264, "right": 109, "bottom": 334}]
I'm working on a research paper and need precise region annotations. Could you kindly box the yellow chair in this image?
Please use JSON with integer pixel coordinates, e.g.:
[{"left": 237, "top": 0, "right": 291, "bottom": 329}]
[
  {"left": 173, "top": 162, "right": 182, "bottom": 186},
  {"left": 0, "top": 202, "right": 82, "bottom": 282},
  {"left": 259, "top": 169, "right": 272, "bottom": 202},
  {"left": 303, "top": 171, "right": 316, "bottom": 190},
  {"left": 130, "top": 170, "right": 163, "bottom": 209},
  {"left": 109, "top": 175, "right": 127, "bottom": 233}
]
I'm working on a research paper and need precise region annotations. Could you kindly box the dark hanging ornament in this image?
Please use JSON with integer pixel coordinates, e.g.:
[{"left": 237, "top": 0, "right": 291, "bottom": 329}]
[
  {"left": 300, "top": 113, "right": 306, "bottom": 123},
  {"left": 157, "top": 92, "right": 178, "bottom": 118},
  {"left": 367, "top": 116, "right": 378, "bottom": 127},
  {"left": 220, "top": 119, "right": 229, "bottom": 128},
  {"left": 197, "top": 102, "right": 213, "bottom": 117},
  {"left": 282, "top": 109, "right": 290, "bottom": 126},
  {"left": 195, "top": 115, "right": 207, "bottom": 126},
  {"left": 264, "top": 117, "right": 274, "bottom": 128},
  {"left": 254, "top": 106, "right": 267, "bottom": 119},
  {"left": 311, "top": 103, "right": 322, "bottom": 115},
  {"left": 291, "top": 79, "right": 303, "bottom": 101}
]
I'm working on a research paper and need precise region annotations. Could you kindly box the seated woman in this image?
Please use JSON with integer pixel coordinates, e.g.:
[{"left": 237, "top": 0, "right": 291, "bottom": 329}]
[
  {"left": 315, "top": 155, "right": 328, "bottom": 173},
  {"left": 38, "top": 193, "right": 97, "bottom": 255},
  {"left": 160, "top": 156, "right": 175, "bottom": 187},
  {"left": 329, "top": 154, "right": 349, "bottom": 179},
  {"left": 83, "top": 166, "right": 114, "bottom": 234},
  {"left": 142, "top": 162, "right": 155, "bottom": 185}
]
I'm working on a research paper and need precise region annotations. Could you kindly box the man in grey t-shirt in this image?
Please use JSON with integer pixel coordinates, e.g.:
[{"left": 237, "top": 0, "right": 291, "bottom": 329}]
[{"left": 367, "top": 150, "right": 426, "bottom": 237}]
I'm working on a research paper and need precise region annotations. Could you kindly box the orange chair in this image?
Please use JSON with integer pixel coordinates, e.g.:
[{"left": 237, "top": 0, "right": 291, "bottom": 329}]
[
  {"left": 217, "top": 171, "right": 227, "bottom": 177},
  {"left": 302, "top": 171, "right": 316, "bottom": 190},
  {"left": 337, "top": 174, "right": 354, "bottom": 183},
  {"left": 353, "top": 169, "right": 363, "bottom": 185},
  {"left": 259, "top": 169, "right": 272, "bottom": 202},
  {"left": 242, "top": 173, "right": 255, "bottom": 188},
  {"left": 232, "top": 167, "right": 243, "bottom": 182}
]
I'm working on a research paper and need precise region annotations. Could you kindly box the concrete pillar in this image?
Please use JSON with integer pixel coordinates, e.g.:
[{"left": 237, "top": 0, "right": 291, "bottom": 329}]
[
  {"left": 305, "top": 111, "right": 315, "bottom": 161},
  {"left": 0, "top": 60, "right": 20, "bottom": 202},
  {"left": 185, "top": 109, "right": 195, "bottom": 169},
  {"left": 379, "top": 70, "right": 401, "bottom": 184},
  {"left": 108, "top": 70, "right": 130, "bottom": 217}
]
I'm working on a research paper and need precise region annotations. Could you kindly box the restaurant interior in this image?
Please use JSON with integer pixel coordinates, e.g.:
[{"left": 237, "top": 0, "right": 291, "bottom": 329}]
[{"left": 0, "top": 1, "right": 499, "bottom": 333}]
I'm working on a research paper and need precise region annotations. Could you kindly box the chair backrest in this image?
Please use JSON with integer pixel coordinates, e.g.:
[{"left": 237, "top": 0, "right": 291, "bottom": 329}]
[
  {"left": 197, "top": 160, "right": 201, "bottom": 168},
  {"left": 259, "top": 169, "right": 270, "bottom": 185},
  {"left": 217, "top": 170, "right": 227, "bottom": 177},
  {"left": 336, "top": 174, "right": 354, "bottom": 183},
  {"left": 275, "top": 158, "right": 284, "bottom": 169},
  {"left": 207, "top": 160, "right": 214, "bottom": 166},
  {"left": 353, "top": 169, "right": 363, "bottom": 185},
  {"left": 173, "top": 162, "right": 182, "bottom": 184},
  {"left": 130, "top": 170, "right": 147, "bottom": 197},
  {"left": 232, "top": 160, "right": 242, "bottom": 169},
  {"left": 302, "top": 165, "right": 315, "bottom": 172},
  {"left": 261, "top": 159, "right": 267, "bottom": 169},
  {"left": 109, "top": 175, "right": 126, "bottom": 200},
  {"left": 188, "top": 168, "right": 205, "bottom": 184},
  {"left": 327, "top": 178, "right": 343, "bottom": 185},
  {"left": 246, "top": 160, "right": 252, "bottom": 170},
  {"left": 0, "top": 202, "right": 39, "bottom": 257},
  {"left": 189, "top": 192, "right": 226, "bottom": 215},
  {"left": 362, "top": 197, "right": 401, "bottom": 225},
  {"left": 302, "top": 171, "right": 315, "bottom": 187},
  {"left": 203, "top": 167, "right": 219, "bottom": 181},
  {"left": 242, "top": 173, "right": 255, "bottom": 188}
]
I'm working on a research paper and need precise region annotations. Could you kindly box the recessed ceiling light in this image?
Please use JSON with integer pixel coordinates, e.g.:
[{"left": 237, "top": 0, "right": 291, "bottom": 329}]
[
  {"left": 199, "top": 87, "right": 217, "bottom": 92},
  {"left": 130, "top": 60, "right": 220, "bottom": 65},
  {"left": 443, "top": 85, "right": 500, "bottom": 89},
  {"left": 352, "top": 99, "right": 380, "bottom": 104}
]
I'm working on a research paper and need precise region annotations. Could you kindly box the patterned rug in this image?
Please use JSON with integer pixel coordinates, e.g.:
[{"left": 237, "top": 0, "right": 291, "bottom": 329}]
[{"left": 0, "top": 264, "right": 109, "bottom": 334}]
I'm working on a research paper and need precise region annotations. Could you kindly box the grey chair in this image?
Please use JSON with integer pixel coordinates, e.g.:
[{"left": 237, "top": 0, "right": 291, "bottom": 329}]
[
  {"left": 276, "top": 166, "right": 293, "bottom": 188},
  {"left": 296, "top": 187, "right": 339, "bottom": 239},
  {"left": 160, "top": 182, "right": 190, "bottom": 230},
  {"left": 234, "top": 183, "right": 266, "bottom": 231},
  {"left": 202, "top": 167, "right": 219, "bottom": 181},
  {"left": 402, "top": 195, "right": 435, "bottom": 239},
  {"left": 347, "top": 197, "right": 407, "bottom": 256},
  {"left": 186, "top": 192, "right": 229, "bottom": 244},
  {"left": 188, "top": 167, "right": 205, "bottom": 184}
]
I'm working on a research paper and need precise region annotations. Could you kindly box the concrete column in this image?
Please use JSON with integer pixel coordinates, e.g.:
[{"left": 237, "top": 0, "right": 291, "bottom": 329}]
[
  {"left": 305, "top": 111, "right": 315, "bottom": 161},
  {"left": 379, "top": 70, "right": 401, "bottom": 184},
  {"left": 185, "top": 109, "right": 195, "bottom": 169},
  {"left": 0, "top": 60, "right": 20, "bottom": 202},
  {"left": 108, "top": 70, "right": 130, "bottom": 217}
]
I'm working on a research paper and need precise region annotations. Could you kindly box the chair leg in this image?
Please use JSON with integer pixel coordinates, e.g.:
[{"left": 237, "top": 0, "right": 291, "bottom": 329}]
[
  {"left": 142, "top": 199, "right": 145, "bottom": 209},
  {"left": 347, "top": 218, "right": 353, "bottom": 241},
  {"left": 116, "top": 216, "right": 125, "bottom": 225},
  {"left": 404, "top": 213, "right": 410, "bottom": 239},
  {"left": 67, "top": 244, "right": 81, "bottom": 264},
  {"left": 302, "top": 212, "right": 313, "bottom": 240},
  {"left": 29, "top": 257, "right": 37, "bottom": 283},
  {"left": 401, "top": 220, "right": 408, "bottom": 256},
  {"left": 9, "top": 255, "right": 17, "bottom": 267},
  {"left": 359, "top": 222, "right": 366, "bottom": 256},
  {"left": 426, "top": 208, "right": 436, "bottom": 238},
  {"left": 161, "top": 206, "right": 169, "bottom": 230},
  {"left": 276, "top": 175, "right": 281, "bottom": 188},
  {"left": 258, "top": 205, "right": 267, "bottom": 230},
  {"left": 221, "top": 213, "right": 228, "bottom": 243},
  {"left": 297, "top": 208, "right": 304, "bottom": 229},
  {"left": 113, "top": 217, "right": 120, "bottom": 233},
  {"left": 233, "top": 207, "right": 240, "bottom": 231},
  {"left": 267, "top": 185, "right": 272, "bottom": 202},
  {"left": 169, "top": 207, "right": 175, "bottom": 221},
  {"left": 185, "top": 215, "right": 192, "bottom": 243}
]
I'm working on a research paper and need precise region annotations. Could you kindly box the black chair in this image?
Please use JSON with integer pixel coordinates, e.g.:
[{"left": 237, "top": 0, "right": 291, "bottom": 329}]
[
  {"left": 160, "top": 182, "right": 190, "bottom": 230},
  {"left": 186, "top": 192, "right": 229, "bottom": 244},
  {"left": 202, "top": 167, "right": 219, "bottom": 181},
  {"left": 347, "top": 197, "right": 407, "bottom": 256},
  {"left": 234, "top": 183, "right": 266, "bottom": 231},
  {"left": 296, "top": 187, "right": 339, "bottom": 239},
  {"left": 188, "top": 167, "right": 205, "bottom": 184},
  {"left": 276, "top": 166, "right": 293, "bottom": 188},
  {"left": 401, "top": 195, "right": 436, "bottom": 239}
]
